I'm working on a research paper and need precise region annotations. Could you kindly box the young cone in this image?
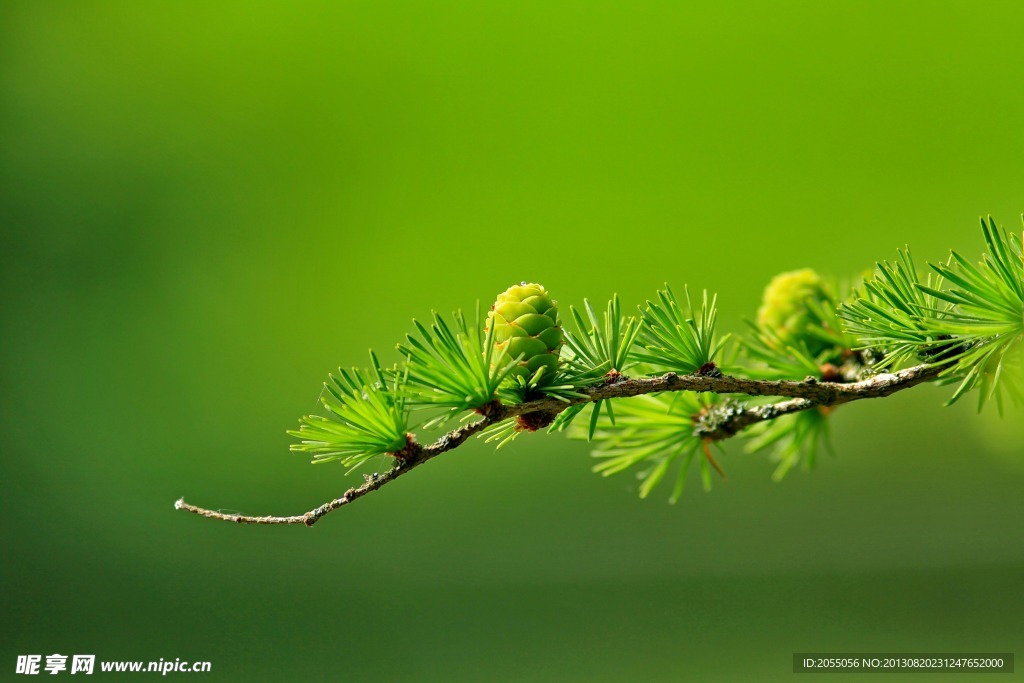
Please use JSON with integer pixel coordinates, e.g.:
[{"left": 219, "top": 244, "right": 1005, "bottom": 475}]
[
  {"left": 756, "top": 268, "right": 833, "bottom": 355},
  {"left": 486, "top": 282, "right": 563, "bottom": 385}
]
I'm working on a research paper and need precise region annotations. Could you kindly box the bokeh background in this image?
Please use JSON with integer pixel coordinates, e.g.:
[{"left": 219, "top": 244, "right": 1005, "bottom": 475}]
[{"left": 2, "top": 2, "right": 1022, "bottom": 681}]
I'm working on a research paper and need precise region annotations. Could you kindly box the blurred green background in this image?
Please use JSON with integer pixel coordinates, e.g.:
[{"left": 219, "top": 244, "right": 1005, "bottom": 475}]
[{"left": 2, "top": 2, "right": 1022, "bottom": 681}]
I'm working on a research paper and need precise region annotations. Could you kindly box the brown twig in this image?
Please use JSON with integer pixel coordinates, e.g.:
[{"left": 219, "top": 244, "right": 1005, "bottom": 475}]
[
  {"left": 174, "top": 416, "right": 495, "bottom": 526},
  {"left": 174, "top": 363, "right": 943, "bottom": 526},
  {"left": 691, "top": 363, "right": 943, "bottom": 440}
]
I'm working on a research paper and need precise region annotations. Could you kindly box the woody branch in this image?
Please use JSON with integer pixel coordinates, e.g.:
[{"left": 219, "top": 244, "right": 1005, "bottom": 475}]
[{"left": 174, "top": 362, "right": 942, "bottom": 526}]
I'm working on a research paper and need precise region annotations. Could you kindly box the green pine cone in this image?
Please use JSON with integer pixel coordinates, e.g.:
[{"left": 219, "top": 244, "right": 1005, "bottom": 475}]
[
  {"left": 756, "top": 268, "right": 832, "bottom": 355},
  {"left": 487, "top": 282, "right": 563, "bottom": 384}
]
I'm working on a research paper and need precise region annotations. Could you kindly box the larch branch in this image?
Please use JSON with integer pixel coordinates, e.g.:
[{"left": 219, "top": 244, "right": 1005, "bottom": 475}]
[{"left": 174, "top": 362, "right": 943, "bottom": 526}]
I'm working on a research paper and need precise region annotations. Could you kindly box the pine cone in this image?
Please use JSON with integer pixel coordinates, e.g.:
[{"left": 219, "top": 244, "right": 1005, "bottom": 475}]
[
  {"left": 487, "top": 282, "right": 563, "bottom": 384},
  {"left": 756, "top": 268, "right": 832, "bottom": 354}
]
